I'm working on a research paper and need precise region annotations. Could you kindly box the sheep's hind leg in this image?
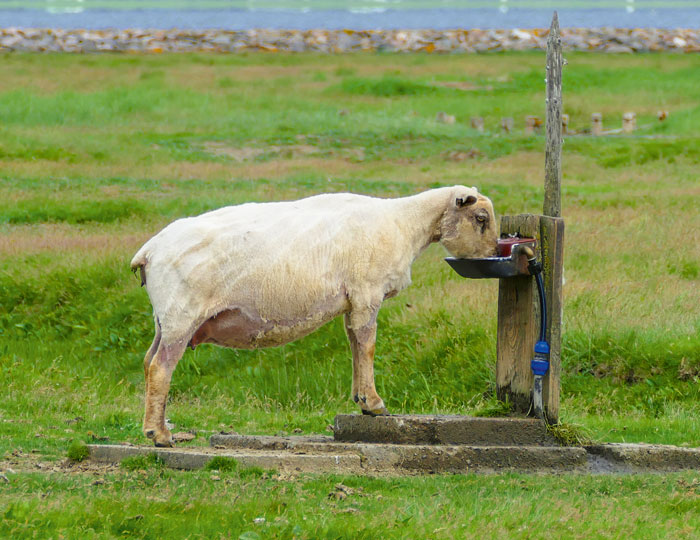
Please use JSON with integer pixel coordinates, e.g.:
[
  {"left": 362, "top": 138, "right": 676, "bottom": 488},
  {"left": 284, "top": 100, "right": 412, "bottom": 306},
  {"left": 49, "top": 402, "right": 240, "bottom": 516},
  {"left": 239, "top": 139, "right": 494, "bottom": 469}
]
[
  {"left": 143, "top": 320, "right": 162, "bottom": 396},
  {"left": 344, "top": 312, "right": 389, "bottom": 416},
  {"left": 143, "top": 339, "right": 186, "bottom": 447}
]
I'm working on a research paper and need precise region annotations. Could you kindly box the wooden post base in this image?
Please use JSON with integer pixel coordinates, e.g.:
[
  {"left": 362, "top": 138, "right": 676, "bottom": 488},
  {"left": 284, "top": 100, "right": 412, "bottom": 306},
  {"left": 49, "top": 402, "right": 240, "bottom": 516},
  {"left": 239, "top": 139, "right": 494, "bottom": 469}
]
[{"left": 496, "top": 214, "right": 564, "bottom": 423}]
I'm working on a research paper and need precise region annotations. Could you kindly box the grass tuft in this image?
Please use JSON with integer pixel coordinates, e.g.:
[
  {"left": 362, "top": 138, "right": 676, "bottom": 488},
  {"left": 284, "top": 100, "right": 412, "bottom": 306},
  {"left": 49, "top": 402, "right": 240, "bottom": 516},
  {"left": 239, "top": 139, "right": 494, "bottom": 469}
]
[
  {"left": 66, "top": 441, "right": 90, "bottom": 462},
  {"left": 337, "top": 76, "right": 438, "bottom": 97},
  {"left": 120, "top": 453, "right": 165, "bottom": 471},
  {"left": 547, "top": 422, "right": 594, "bottom": 447},
  {"left": 239, "top": 466, "right": 274, "bottom": 479},
  {"left": 204, "top": 456, "right": 239, "bottom": 472},
  {"left": 472, "top": 397, "right": 513, "bottom": 418}
]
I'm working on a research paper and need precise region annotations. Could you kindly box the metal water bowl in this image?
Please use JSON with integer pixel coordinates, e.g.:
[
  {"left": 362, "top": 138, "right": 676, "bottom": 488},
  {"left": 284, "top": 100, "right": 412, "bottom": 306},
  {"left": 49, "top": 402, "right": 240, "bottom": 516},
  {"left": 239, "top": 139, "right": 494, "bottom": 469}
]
[{"left": 445, "top": 237, "right": 537, "bottom": 279}]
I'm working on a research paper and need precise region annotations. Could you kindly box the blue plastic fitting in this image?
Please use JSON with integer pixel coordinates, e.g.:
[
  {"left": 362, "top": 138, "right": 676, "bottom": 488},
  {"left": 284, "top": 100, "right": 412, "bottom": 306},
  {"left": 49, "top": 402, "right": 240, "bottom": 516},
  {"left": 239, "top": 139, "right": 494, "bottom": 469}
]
[
  {"left": 531, "top": 340, "right": 550, "bottom": 376},
  {"left": 534, "top": 340, "right": 550, "bottom": 355}
]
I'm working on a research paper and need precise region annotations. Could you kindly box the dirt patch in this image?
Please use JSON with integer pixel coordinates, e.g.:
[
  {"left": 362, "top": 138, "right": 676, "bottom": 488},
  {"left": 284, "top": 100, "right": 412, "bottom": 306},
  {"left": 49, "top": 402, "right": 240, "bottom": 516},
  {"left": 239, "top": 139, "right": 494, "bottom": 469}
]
[
  {"left": 442, "top": 148, "right": 484, "bottom": 162},
  {"left": 0, "top": 226, "right": 149, "bottom": 256},
  {"left": 201, "top": 141, "right": 365, "bottom": 162},
  {"left": 2, "top": 450, "right": 121, "bottom": 477},
  {"left": 434, "top": 81, "right": 494, "bottom": 92}
]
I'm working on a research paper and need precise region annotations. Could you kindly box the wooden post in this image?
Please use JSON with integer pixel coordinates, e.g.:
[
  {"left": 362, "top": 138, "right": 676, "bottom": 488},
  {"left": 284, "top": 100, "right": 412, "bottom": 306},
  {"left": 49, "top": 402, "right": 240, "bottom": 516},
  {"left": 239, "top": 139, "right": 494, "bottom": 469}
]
[
  {"left": 524, "top": 115, "right": 542, "bottom": 135},
  {"left": 497, "top": 214, "right": 540, "bottom": 411},
  {"left": 622, "top": 112, "right": 636, "bottom": 133},
  {"left": 495, "top": 12, "right": 564, "bottom": 423},
  {"left": 561, "top": 113, "right": 569, "bottom": 135},
  {"left": 591, "top": 113, "right": 603, "bottom": 136},
  {"left": 542, "top": 11, "right": 564, "bottom": 424},
  {"left": 544, "top": 11, "right": 562, "bottom": 219},
  {"left": 540, "top": 216, "right": 564, "bottom": 423},
  {"left": 501, "top": 117, "right": 514, "bottom": 133}
]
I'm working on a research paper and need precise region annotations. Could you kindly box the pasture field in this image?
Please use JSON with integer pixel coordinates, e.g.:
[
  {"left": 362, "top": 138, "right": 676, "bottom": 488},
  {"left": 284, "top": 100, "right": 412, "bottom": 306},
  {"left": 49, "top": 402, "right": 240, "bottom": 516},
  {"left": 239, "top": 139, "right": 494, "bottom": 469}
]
[{"left": 1, "top": 51, "right": 699, "bottom": 537}]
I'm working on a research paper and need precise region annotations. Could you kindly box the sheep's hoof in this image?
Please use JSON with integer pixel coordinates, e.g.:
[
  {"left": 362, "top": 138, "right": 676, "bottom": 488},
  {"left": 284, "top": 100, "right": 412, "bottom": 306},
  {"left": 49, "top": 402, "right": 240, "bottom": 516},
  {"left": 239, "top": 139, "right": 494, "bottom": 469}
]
[
  {"left": 362, "top": 407, "right": 389, "bottom": 417},
  {"left": 154, "top": 439, "right": 174, "bottom": 448},
  {"left": 145, "top": 427, "right": 173, "bottom": 447}
]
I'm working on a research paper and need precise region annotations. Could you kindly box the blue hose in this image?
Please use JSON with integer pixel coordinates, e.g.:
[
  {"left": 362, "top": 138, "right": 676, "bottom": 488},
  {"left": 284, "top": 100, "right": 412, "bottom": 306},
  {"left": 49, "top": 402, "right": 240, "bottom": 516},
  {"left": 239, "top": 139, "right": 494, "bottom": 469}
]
[
  {"left": 535, "top": 272, "right": 547, "bottom": 344},
  {"left": 532, "top": 270, "right": 550, "bottom": 377},
  {"left": 528, "top": 255, "right": 549, "bottom": 420}
]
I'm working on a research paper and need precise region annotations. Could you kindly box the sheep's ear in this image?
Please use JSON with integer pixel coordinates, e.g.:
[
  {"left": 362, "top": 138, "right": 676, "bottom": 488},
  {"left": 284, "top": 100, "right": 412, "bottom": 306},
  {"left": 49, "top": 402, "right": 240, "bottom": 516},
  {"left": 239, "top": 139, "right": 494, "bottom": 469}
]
[{"left": 456, "top": 195, "right": 477, "bottom": 207}]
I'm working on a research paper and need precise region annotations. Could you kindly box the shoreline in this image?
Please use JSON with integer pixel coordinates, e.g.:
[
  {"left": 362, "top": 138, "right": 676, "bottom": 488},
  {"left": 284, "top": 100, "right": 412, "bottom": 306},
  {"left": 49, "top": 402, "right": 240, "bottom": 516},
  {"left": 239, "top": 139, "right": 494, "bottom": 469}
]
[{"left": 1, "top": 27, "right": 699, "bottom": 53}]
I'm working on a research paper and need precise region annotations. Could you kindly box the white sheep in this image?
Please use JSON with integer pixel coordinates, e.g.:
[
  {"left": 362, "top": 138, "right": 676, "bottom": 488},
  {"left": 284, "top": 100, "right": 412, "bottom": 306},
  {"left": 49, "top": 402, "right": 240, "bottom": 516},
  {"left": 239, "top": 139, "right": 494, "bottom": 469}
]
[{"left": 131, "top": 185, "right": 497, "bottom": 447}]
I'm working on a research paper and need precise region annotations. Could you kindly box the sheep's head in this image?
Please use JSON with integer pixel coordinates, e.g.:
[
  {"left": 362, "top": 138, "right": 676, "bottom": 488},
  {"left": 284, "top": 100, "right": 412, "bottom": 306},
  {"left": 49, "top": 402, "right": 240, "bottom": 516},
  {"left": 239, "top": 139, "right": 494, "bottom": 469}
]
[{"left": 439, "top": 187, "right": 498, "bottom": 258}]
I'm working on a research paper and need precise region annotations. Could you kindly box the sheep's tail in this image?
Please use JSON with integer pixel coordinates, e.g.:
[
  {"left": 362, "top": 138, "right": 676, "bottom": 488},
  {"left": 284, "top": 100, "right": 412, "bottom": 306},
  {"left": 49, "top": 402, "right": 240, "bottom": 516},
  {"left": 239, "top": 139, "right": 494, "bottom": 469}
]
[{"left": 130, "top": 245, "right": 149, "bottom": 287}]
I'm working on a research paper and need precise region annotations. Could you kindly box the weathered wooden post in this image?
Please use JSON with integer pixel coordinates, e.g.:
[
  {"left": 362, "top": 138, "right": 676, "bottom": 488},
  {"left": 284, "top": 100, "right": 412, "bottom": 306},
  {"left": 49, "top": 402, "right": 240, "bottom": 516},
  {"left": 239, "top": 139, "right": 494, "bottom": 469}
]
[
  {"left": 470, "top": 116, "right": 485, "bottom": 132},
  {"left": 591, "top": 113, "right": 603, "bottom": 135},
  {"left": 524, "top": 115, "right": 542, "bottom": 135},
  {"left": 561, "top": 113, "right": 570, "bottom": 135},
  {"left": 496, "top": 12, "right": 564, "bottom": 423},
  {"left": 501, "top": 117, "right": 514, "bottom": 133}
]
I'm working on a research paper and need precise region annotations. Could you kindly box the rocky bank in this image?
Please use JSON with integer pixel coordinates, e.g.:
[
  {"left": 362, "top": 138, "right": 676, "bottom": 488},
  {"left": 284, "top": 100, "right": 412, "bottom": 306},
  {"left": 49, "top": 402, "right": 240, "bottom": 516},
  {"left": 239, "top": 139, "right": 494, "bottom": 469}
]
[{"left": 1, "top": 27, "right": 699, "bottom": 53}]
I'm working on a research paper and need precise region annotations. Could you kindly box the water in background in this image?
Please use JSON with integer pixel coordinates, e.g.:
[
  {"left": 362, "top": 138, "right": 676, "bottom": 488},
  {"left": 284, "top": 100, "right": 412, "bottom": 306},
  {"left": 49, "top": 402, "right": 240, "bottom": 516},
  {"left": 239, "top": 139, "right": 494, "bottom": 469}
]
[{"left": 1, "top": 1, "right": 699, "bottom": 28}]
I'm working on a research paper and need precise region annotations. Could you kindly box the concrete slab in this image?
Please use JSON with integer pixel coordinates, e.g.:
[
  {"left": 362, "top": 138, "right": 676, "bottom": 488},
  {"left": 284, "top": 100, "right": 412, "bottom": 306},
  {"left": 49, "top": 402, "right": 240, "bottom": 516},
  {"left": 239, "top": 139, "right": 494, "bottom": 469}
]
[
  {"left": 354, "top": 443, "right": 587, "bottom": 474},
  {"left": 209, "top": 433, "right": 587, "bottom": 473},
  {"left": 333, "top": 414, "right": 557, "bottom": 446},
  {"left": 209, "top": 433, "right": 338, "bottom": 452},
  {"left": 586, "top": 443, "right": 700, "bottom": 472},
  {"left": 89, "top": 440, "right": 587, "bottom": 474},
  {"left": 88, "top": 444, "right": 364, "bottom": 474},
  {"left": 88, "top": 439, "right": 700, "bottom": 475}
]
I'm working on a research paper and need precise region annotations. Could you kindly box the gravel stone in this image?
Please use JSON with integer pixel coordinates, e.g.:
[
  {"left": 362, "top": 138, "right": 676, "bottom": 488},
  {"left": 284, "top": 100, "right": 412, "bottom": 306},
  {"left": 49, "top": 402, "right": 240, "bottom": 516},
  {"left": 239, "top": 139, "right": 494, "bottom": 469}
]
[{"left": 0, "top": 27, "right": 698, "bottom": 53}]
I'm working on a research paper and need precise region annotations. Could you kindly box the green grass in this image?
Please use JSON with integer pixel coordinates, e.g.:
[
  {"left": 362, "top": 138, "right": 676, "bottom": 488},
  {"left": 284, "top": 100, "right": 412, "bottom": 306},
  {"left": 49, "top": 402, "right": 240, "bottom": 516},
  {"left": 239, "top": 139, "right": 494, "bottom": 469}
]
[
  {"left": 120, "top": 453, "right": 166, "bottom": 471},
  {"left": 2, "top": 469, "right": 700, "bottom": 539},
  {"left": 0, "top": 51, "right": 699, "bottom": 537},
  {"left": 66, "top": 440, "right": 90, "bottom": 462}
]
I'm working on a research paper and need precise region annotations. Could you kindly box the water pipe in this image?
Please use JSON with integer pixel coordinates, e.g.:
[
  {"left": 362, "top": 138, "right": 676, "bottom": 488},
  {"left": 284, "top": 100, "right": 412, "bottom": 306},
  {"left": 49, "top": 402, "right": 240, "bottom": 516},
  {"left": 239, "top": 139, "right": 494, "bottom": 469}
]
[{"left": 522, "top": 246, "right": 550, "bottom": 420}]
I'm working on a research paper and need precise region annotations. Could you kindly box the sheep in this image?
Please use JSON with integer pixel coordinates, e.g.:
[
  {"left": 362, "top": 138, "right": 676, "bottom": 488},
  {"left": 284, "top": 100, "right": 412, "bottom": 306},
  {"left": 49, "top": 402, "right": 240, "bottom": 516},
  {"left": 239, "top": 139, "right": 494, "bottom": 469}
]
[{"left": 130, "top": 185, "right": 498, "bottom": 447}]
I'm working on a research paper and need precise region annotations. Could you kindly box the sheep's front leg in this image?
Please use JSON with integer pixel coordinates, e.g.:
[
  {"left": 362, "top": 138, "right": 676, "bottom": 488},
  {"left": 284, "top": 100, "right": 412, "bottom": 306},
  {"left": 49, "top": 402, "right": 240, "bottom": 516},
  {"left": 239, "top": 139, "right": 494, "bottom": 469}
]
[
  {"left": 344, "top": 312, "right": 389, "bottom": 416},
  {"left": 143, "top": 339, "right": 186, "bottom": 447}
]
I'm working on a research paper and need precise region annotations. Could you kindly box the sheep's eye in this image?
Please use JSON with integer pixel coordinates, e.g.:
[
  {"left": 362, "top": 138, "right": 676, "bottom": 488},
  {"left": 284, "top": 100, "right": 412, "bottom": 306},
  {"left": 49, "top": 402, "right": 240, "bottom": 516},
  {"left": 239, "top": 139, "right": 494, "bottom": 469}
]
[{"left": 476, "top": 215, "right": 487, "bottom": 223}]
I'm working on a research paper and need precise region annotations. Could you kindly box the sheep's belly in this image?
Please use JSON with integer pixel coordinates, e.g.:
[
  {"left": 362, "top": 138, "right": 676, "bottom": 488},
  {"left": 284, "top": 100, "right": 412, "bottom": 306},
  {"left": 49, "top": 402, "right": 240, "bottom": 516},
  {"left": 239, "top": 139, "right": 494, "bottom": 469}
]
[{"left": 189, "top": 297, "right": 348, "bottom": 350}]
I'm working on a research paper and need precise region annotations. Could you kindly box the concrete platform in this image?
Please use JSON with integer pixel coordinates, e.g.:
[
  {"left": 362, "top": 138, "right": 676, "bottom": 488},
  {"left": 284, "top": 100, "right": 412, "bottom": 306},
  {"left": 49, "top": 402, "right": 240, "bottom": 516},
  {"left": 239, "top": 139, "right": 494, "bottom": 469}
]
[
  {"left": 586, "top": 443, "right": 700, "bottom": 472},
  {"left": 86, "top": 416, "right": 700, "bottom": 475},
  {"left": 89, "top": 437, "right": 588, "bottom": 475},
  {"left": 332, "top": 414, "right": 557, "bottom": 446},
  {"left": 88, "top": 438, "right": 700, "bottom": 475},
  {"left": 88, "top": 443, "right": 365, "bottom": 474}
]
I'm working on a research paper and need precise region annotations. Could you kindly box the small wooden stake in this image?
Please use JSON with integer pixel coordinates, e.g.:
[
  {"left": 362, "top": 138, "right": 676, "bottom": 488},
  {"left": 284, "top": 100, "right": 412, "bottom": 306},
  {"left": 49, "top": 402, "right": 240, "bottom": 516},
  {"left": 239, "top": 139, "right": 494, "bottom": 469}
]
[
  {"left": 436, "top": 111, "right": 456, "bottom": 124},
  {"left": 525, "top": 115, "right": 542, "bottom": 135},
  {"left": 470, "top": 116, "right": 485, "bottom": 132},
  {"left": 561, "top": 113, "right": 570, "bottom": 135},
  {"left": 622, "top": 112, "right": 636, "bottom": 133},
  {"left": 591, "top": 113, "right": 603, "bottom": 136},
  {"left": 501, "top": 117, "right": 514, "bottom": 133}
]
